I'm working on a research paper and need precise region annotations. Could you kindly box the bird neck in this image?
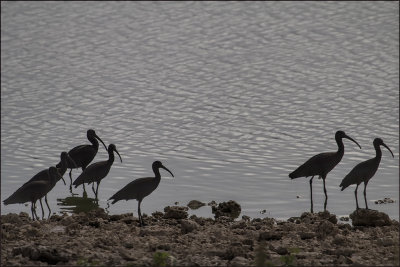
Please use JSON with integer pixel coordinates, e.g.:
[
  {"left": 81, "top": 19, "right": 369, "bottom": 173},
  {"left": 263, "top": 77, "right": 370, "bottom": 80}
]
[
  {"left": 336, "top": 137, "right": 345, "bottom": 156},
  {"left": 153, "top": 166, "right": 162, "bottom": 180},
  {"left": 108, "top": 150, "right": 115, "bottom": 163},
  {"left": 88, "top": 135, "right": 99, "bottom": 149},
  {"left": 48, "top": 170, "right": 58, "bottom": 186},
  {"left": 374, "top": 143, "right": 383, "bottom": 160}
]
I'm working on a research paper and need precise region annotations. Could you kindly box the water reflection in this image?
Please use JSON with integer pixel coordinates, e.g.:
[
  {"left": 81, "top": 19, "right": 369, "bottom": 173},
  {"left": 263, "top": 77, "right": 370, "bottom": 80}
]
[{"left": 57, "top": 192, "right": 99, "bottom": 214}]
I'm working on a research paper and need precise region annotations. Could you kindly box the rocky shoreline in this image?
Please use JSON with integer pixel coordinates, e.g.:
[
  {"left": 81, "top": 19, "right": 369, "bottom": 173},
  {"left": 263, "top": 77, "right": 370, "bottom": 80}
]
[{"left": 1, "top": 204, "right": 399, "bottom": 266}]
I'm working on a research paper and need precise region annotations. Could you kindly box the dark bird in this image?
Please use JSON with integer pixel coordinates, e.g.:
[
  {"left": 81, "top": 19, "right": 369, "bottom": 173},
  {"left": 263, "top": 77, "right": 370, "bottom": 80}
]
[
  {"left": 340, "top": 138, "right": 394, "bottom": 210},
  {"left": 3, "top": 167, "right": 63, "bottom": 220},
  {"left": 57, "top": 129, "right": 107, "bottom": 190},
  {"left": 22, "top": 152, "right": 77, "bottom": 218},
  {"left": 108, "top": 161, "right": 174, "bottom": 227},
  {"left": 72, "top": 144, "right": 122, "bottom": 199},
  {"left": 289, "top": 130, "right": 361, "bottom": 213}
]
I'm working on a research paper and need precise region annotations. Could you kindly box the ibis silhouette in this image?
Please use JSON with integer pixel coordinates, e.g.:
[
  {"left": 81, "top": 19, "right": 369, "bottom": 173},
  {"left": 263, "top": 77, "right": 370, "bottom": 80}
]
[
  {"left": 21, "top": 152, "right": 77, "bottom": 218},
  {"left": 289, "top": 130, "right": 361, "bottom": 213},
  {"left": 72, "top": 144, "right": 122, "bottom": 199},
  {"left": 58, "top": 129, "right": 107, "bottom": 191},
  {"left": 340, "top": 138, "right": 394, "bottom": 210},
  {"left": 3, "top": 167, "right": 63, "bottom": 220},
  {"left": 108, "top": 161, "right": 174, "bottom": 227}
]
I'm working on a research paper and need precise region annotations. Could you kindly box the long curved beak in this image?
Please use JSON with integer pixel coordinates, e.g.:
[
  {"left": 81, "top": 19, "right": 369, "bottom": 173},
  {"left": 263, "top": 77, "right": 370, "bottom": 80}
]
[
  {"left": 382, "top": 142, "right": 394, "bottom": 158},
  {"left": 161, "top": 165, "right": 174, "bottom": 177},
  {"left": 114, "top": 148, "right": 123, "bottom": 163},
  {"left": 95, "top": 134, "right": 108, "bottom": 151},
  {"left": 344, "top": 134, "right": 362, "bottom": 149}
]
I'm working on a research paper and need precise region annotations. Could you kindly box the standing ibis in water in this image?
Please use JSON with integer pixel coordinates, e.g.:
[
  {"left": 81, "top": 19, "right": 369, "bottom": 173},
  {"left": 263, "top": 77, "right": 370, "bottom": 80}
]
[
  {"left": 108, "top": 161, "right": 174, "bottom": 227},
  {"left": 72, "top": 144, "right": 122, "bottom": 199},
  {"left": 3, "top": 167, "right": 63, "bottom": 220},
  {"left": 340, "top": 138, "right": 394, "bottom": 210},
  {"left": 22, "top": 152, "right": 77, "bottom": 218},
  {"left": 58, "top": 129, "right": 107, "bottom": 191},
  {"left": 289, "top": 130, "right": 361, "bottom": 213}
]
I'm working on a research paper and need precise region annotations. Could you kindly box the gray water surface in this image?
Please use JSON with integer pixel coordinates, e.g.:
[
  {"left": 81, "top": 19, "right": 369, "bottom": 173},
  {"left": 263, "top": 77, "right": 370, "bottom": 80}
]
[{"left": 1, "top": 1, "right": 399, "bottom": 220}]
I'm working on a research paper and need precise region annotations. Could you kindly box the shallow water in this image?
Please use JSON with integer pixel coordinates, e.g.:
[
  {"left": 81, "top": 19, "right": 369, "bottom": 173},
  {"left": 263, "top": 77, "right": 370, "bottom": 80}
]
[{"left": 1, "top": 2, "right": 399, "bottom": 220}]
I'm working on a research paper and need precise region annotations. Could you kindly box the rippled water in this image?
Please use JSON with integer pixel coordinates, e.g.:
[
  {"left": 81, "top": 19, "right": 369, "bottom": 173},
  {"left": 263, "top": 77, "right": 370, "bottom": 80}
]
[{"left": 1, "top": 2, "right": 399, "bottom": 220}]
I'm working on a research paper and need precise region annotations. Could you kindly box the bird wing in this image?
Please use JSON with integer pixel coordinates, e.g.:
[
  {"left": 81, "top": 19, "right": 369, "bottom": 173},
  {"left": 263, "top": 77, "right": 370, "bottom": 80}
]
[
  {"left": 73, "top": 161, "right": 109, "bottom": 186},
  {"left": 23, "top": 169, "right": 48, "bottom": 185},
  {"left": 109, "top": 177, "right": 154, "bottom": 204},
  {"left": 340, "top": 158, "right": 378, "bottom": 190},
  {"left": 290, "top": 152, "right": 336, "bottom": 179},
  {"left": 68, "top": 145, "right": 96, "bottom": 168},
  {"left": 3, "top": 181, "right": 49, "bottom": 205}
]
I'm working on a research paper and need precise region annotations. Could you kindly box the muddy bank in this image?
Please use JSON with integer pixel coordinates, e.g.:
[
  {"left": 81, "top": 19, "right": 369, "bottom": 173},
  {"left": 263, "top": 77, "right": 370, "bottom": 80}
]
[{"left": 1, "top": 206, "right": 399, "bottom": 266}]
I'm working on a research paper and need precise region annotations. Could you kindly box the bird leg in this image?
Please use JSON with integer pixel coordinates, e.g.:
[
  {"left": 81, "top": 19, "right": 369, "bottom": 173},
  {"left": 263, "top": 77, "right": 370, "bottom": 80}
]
[
  {"left": 33, "top": 201, "right": 39, "bottom": 221},
  {"left": 354, "top": 184, "right": 359, "bottom": 210},
  {"left": 309, "top": 176, "right": 314, "bottom": 213},
  {"left": 69, "top": 169, "right": 73, "bottom": 190},
  {"left": 92, "top": 183, "right": 96, "bottom": 196},
  {"left": 322, "top": 176, "right": 328, "bottom": 212},
  {"left": 363, "top": 182, "right": 368, "bottom": 210},
  {"left": 39, "top": 198, "right": 45, "bottom": 220},
  {"left": 45, "top": 195, "right": 51, "bottom": 219},
  {"left": 31, "top": 202, "right": 36, "bottom": 221},
  {"left": 95, "top": 182, "right": 100, "bottom": 200},
  {"left": 138, "top": 200, "right": 145, "bottom": 227}
]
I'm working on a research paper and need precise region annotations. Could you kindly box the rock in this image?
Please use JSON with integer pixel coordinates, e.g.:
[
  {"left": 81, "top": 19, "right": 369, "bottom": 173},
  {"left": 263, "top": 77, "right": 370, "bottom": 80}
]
[
  {"left": 212, "top": 200, "right": 241, "bottom": 219},
  {"left": 187, "top": 200, "right": 206, "bottom": 210},
  {"left": 1, "top": 213, "right": 23, "bottom": 225},
  {"left": 275, "top": 246, "right": 288, "bottom": 255},
  {"left": 259, "top": 231, "right": 282, "bottom": 241},
  {"left": 181, "top": 219, "right": 199, "bottom": 234},
  {"left": 86, "top": 207, "right": 109, "bottom": 220},
  {"left": 121, "top": 216, "right": 136, "bottom": 224},
  {"left": 242, "top": 215, "right": 250, "bottom": 222},
  {"left": 299, "top": 231, "right": 315, "bottom": 240},
  {"left": 13, "top": 245, "right": 68, "bottom": 264},
  {"left": 229, "top": 256, "right": 249, "bottom": 266},
  {"left": 349, "top": 209, "right": 392, "bottom": 227},
  {"left": 208, "top": 200, "right": 217, "bottom": 207},
  {"left": 60, "top": 215, "right": 75, "bottom": 226},
  {"left": 316, "top": 220, "right": 337, "bottom": 239},
  {"left": 163, "top": 206, "right": 188, "bottom": 219},
  {"left": 377, "top": 237, "right": 395, "bottom": 247}
]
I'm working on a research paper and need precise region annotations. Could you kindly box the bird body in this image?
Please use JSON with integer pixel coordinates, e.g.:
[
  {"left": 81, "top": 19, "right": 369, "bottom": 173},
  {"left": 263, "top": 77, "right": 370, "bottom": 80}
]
[
  {"left": 289, "top": 151, "right": 342, "bottom": 179},
  {"left": 110, "top": 176, "right": 160, "bottom": 205},
  {"left": 340, "top": 138, "right": 394, "bottom": 210},
  {"left": 289, "top": 130, "right": 361, "bottom": 213},
  {"left": 109, "top": 161, "right": 173, "bottom": 226},
  {"left": 3, "top": 167, "right": 63, "bottom": 220},
  {"left": 57, "top": 129, "right": 107, "bottom": 190},
  {"left": 73, "top": 144, "right": 122, "bottom": 198}
]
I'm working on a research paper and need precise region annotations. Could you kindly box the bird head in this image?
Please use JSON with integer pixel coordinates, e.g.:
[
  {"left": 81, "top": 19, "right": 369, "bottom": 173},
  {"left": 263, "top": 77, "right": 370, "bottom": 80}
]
[
  {"left": 108, "top": 144, "right": 123, "bottom": 163},
  {"left": 88, "top": 129, "right": 108, "bottom": 151},
  {"left": 336, "top": 130, "right": 361, "bottom": 149},
  {"left": 153, "top": 161, "right": 174, "bottom": 177},
  {"left": 374, "top": 138, "right": 394, "bottom": 158}
]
